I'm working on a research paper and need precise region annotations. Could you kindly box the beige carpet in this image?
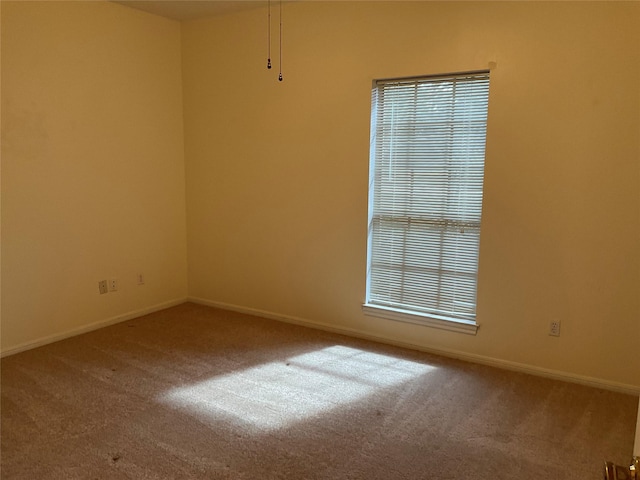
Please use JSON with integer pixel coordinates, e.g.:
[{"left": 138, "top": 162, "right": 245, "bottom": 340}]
[{"left": 1, "top": 302, "right": 637, "bottom": 479}]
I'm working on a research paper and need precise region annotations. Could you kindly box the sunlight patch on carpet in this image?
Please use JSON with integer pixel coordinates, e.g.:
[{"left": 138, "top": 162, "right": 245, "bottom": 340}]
[{"left": 159, "top": 346, "right": 435, "bottom": 430}]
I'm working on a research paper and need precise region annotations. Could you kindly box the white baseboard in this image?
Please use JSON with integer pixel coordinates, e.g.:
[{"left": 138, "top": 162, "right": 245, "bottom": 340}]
[
  {"left": 0, "top": 297, "right": 188, "bottom": 358},
  {"left": 188, "top": 296, "right": 640, "bottom": 396}
]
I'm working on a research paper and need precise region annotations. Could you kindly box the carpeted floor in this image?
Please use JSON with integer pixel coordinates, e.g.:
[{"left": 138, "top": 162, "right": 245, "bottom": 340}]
[{"left": 1, "top": 302, "right": 637, "bottom": 479}]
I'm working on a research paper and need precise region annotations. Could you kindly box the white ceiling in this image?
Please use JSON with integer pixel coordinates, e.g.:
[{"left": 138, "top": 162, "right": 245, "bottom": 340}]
[{"left": 111, "top": 1, "right": 266, "bottom": 21}]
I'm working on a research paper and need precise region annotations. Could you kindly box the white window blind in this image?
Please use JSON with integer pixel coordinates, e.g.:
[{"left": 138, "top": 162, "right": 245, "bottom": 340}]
[{"left": 365, "top": 71, "right": 490, "bottom": 328}]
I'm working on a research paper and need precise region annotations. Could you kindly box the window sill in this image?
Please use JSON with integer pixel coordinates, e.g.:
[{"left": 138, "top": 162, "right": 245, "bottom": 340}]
[{"left": 362, "top": 304, "right": 478, "bottom": 335}]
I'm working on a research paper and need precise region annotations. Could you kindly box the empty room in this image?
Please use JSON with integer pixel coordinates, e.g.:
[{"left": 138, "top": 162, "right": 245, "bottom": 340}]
[{"left": 1, "top": 1, "right": 639, "bottom": 478}]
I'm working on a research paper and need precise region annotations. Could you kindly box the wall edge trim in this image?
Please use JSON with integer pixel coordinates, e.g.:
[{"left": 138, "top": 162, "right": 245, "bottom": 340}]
[
  {"left": 0, "top": 297, "right": 188, "bottom": 358},
  {"left": 188, "top": 296, "right": 640, "bottom": 396}
]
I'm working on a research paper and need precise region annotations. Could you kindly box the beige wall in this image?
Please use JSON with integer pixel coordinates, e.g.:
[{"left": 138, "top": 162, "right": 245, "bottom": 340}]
[
  {"left": 182, "top": 2, "right": 640, "bottom": 390},
  {"left": 1, "top": 1, "right": 188, "bottom": 352},
  {"left": 1, "top": 1, "right": 638, "bottom": 392}
]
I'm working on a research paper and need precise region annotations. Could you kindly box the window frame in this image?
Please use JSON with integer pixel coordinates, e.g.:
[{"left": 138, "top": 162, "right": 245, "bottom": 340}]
[{"left": 363, "top": 71, "right": 490, "bottom": 335}]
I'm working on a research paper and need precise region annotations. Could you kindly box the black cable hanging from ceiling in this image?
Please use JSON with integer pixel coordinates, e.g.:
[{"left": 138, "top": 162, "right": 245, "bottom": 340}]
[
  {"left": 278, "top": 0, "right": 283, "bottom": 81},
  {"left": 266, "top": 0, "right": 271, "bottom": 69}
]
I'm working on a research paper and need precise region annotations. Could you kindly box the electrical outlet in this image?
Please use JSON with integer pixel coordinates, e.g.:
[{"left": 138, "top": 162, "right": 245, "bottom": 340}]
[
  {"left": 136, "top": 273, "right": 145, "bottom": 285},
  {"left": 549, "top": 320, "right": 561, "bottom": 337},
  {"left": 98, "top": 280, "right": 108, "bottom": 295},
  {"left": 109, "top": 278, "right": 118, "bottom": 292}
]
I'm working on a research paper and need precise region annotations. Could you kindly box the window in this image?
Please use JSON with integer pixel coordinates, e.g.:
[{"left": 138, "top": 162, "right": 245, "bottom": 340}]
[{"left": 364, "top": 71, "right": 490, "bottom": 334}]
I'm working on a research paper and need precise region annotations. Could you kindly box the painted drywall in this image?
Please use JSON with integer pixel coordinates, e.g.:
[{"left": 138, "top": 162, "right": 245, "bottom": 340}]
[
  {"left": 2, "top": 1, "right": 638, "bottom": 392},
  {"left": 183, "top": 2, "right": 640, "bottom": 390},
  {"left": 1, "top": 1, "right": 188, "bottom": 352}
]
